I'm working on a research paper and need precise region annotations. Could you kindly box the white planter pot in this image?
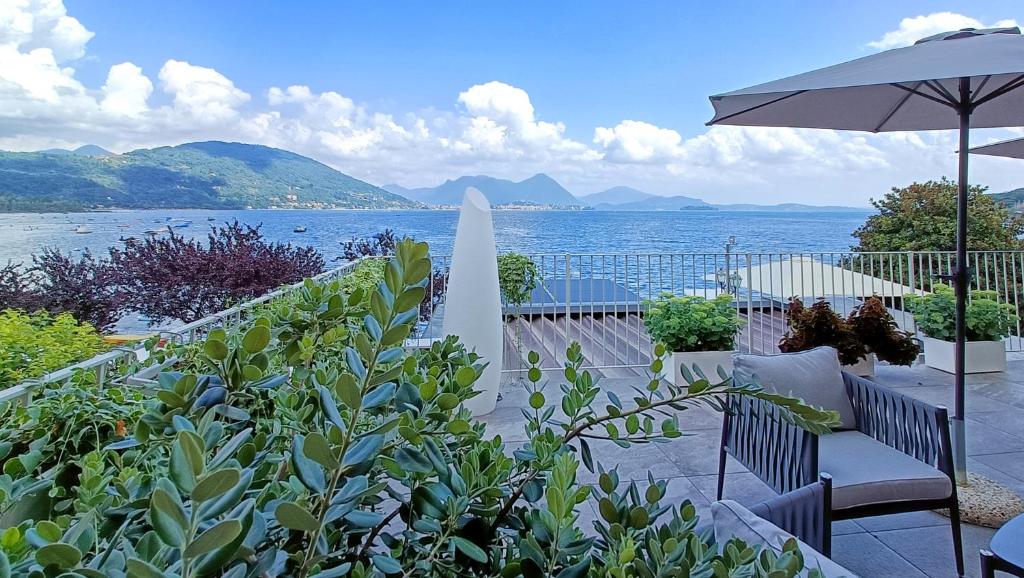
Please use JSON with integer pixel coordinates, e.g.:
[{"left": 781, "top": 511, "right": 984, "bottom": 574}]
[
  {"left": 921, "top": 337, "right": 1006, "bottom": 374},
  {"left": 842, "top": 354, "right": 875, "bottom": 377},
  {"left": 658, "top": 350, "right": 734, "bottom": 386}
]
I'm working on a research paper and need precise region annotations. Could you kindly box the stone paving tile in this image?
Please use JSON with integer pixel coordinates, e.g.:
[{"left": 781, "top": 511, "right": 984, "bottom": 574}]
[
  {"left": 896, "top": 386, "right": 1012, "bottom": 413},
  {"left": 872, "top": 523, "right": 996, "bottom": 578},
  {"left": 572, "top": 439, "right": 685, "bottom": 484},
  {"left": 830, "top": 533, "right": 929, "bottom": 577},
  {"left": 964, "top": 421, "right": 1024, "bottom": 456},
  {"left": 970, "top": 452, "right": 1024, "bottom": 485},
  {"left": 689, "top": 472, "right": 778, "bottom": 506},
  {"left": 655, "top": 432, "right": 745, "bottom": 476},
  {"left": 854, "top": 510, "right": 952, "bottom": 532},
  {"left": 968, "top": 411, "right": 1024, "bottom": 439}
]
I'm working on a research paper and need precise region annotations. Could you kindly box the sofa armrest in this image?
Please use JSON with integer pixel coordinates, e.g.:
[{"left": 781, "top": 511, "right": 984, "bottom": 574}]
[
  {"left": 749, "top": 473, "right": 833, "bottom": 556},
  {"left": 721, "top": 394, "right": 820, "bottom": 496},
  {"left": 841, "top": 371, "right": 954, "bottom": 477}
]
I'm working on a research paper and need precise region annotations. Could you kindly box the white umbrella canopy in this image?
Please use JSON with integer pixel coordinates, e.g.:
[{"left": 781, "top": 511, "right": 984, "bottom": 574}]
[
  {"left": 709, "top": 27, "right": 1024, "bottom": 131},
  {"left": 707, "top": 26, "right": 1024, "bottom": 489},
  {"left": 969, "top": 136, "right": 1024, "bottom": 159}
]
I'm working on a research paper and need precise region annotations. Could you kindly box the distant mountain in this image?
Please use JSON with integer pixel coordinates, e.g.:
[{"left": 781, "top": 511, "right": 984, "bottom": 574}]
[
  {"left": 592, "top": 194, "right": 711, "bottom": 211},
  {"left": 0, "top": 141, "right": 420, "bottom": 212},
  {"left": 713, "top": 203, "right": 867, "bottom": 212},
  {"left": 990, "top": 187, "right": 1024, "bottom": 212},
  {"left": 582, "top": 186, "right": 656, "bottom": 205},
  {"left": 38, "top": 144, "right": 114, "bottom": 157},
  {"left": 392, "top": 174, "right": 581, "bottom": 206}
]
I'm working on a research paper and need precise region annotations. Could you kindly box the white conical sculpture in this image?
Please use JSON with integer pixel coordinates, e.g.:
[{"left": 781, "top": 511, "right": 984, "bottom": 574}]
[{"left": 443, "top": 188, "right": 503, "bottom": 416}]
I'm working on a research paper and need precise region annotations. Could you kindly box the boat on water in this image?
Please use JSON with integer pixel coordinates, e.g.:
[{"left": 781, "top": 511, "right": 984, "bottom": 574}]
[
  {"left": 74, "top": 225, "right": 92, "bottom": 234},
  {"left": 293, "top": 225, "right": 307, "bottom": 233},
  {"left": 144, "top": 226, "right": 170, "bottom": 235},
  {"left": 170, "top": 218, "right": 192, "bottom": 228}
]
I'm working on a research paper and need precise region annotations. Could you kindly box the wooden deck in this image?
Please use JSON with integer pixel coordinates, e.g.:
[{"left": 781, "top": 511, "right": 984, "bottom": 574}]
[{"left": 502, "top": 309, "right": 788, "bottom": 377}]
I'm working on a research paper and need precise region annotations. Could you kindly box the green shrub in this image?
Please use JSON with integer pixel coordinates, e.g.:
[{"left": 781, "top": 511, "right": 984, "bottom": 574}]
[
  {"left": 643, "top": 293, "right": 744, "bottom": 352},
  {"left": 0, "top": 242, "right": 835, "bottom": 577},
  {"left": 339, "top": 258, "right": 386, "bottom": 303},
  {"left": 905, "top": 284, "right": 1018, "bottom": 341},
  {"left": 0, "top": 310, "right": 107, "bottom": 386}
]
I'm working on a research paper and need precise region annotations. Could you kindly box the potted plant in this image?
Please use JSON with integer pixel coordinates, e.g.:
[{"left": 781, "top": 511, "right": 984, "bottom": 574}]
[
  {"left": 497, "top": 253, "right": 538, "bottom": 375},
  {"left": 905, "top": 284, "right": 1017, "bottom": 373},
  {"left": 779, "top": 296, "right": 918, "bottom": 376},
  {"left": 643, "top": 293, "right": 743, "bottom": 384}
]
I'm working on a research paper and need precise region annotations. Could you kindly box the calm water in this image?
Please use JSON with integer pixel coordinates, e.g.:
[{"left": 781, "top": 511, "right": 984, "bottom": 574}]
[{"left": 0, "top": 209, "right": 872, "bottom": 265}]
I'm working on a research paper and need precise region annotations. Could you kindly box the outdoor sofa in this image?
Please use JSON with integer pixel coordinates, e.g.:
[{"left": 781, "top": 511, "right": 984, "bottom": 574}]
[{"left": 716, "top": 346, "right": 963, "bottom": 576}]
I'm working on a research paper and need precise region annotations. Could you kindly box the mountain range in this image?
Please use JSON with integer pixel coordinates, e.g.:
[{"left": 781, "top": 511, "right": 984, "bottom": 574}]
[
  {"left": 384, "top": 174, "right": 581, "bottom": 206},
  {"left": 0, "top": 141, "right": 418, "bottom": 212}
]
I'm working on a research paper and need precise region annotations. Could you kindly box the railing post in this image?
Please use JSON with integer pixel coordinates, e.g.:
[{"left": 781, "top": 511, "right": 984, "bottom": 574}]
[
  {"left": 564, "top": 254, "right": 572, "bottom": 351},
  {"left": 746, "top": 253, "right": 754, "bottom": 354}
]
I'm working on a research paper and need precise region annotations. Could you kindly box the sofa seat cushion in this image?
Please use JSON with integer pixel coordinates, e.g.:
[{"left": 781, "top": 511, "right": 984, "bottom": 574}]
[
  {"left": 733, "top": 346, "right": 856, "bottom": 429},
  {"left": 712, "top": 500, "right": 857, "bottom": 577},
  {"left": 820, "top": 431, "right": 952, "bottom": 511}
]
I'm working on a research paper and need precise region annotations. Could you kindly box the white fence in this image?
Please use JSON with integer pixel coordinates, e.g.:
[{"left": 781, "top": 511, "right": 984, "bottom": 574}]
[{"left": 4, "top": 250, "right": 1024, "bottom": 398}]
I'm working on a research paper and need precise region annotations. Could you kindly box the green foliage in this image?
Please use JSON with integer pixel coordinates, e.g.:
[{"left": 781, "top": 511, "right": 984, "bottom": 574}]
[
  {"left": 853, "top": 178, "right": 1024, "bottom": 252},
  {"left": 0, "top": 142, "right": 420, "bottom": 212},
  {"left": 643, "top": 293, "right": 743, "bottom": 352},
  {"left": 339, "top": 259, "right": 387, "bottom": 306},
  {"left": 0, "top": 241, "right": 835, "bottom": 577},
  {"left": 906, "top": 284, "right": 1018, "bottom": 341},
  {"left": 780, "top": 297, "right": 919, "bottom": 366},
  {"left": 0, "top": 310, "right": 107, "bottom": 387},
  {"left": 497, "top": 253, "right": 539, "bottom": 309}
]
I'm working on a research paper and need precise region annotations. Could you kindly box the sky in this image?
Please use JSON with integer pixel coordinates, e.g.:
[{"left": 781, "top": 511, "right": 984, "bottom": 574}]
[{"left": 3, "top": 1, "right": 1024, "bottom": 205}]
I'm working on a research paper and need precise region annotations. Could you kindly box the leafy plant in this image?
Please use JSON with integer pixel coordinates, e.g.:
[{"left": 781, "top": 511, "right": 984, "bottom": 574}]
[
  {"left": 497, "top": 253, "right": 538, "bottom": 310},
  {"left": 0, "top": 241, "right": 837, "bottom": 578},
  {"left": 781, "top": 297, "right": 919, "bottom": 366},
  {"left": 643, "top": 293, "right": 743, "bottom": 352},
  {"left": 110, "top": 220, "right": 325, "bottom": 324},
  {"left": 0, "top": 310, "right": 108, "bottom": 387},
  {"left": 779, "top": 298, "right": 867, "bottom": 365},
  {"left": 905, "top": 283, "right": 1018, "bottom": 341},
  {"left": 847, "top": 296, "right": 919, "bottom": 365}
]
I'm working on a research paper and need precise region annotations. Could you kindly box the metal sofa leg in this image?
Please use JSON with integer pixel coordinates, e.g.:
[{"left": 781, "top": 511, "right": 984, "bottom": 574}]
[
  {"left": 980, "top": 550, "right": 996, "bottom": 578},
  {"left": 716, "top": 447, "right": 727, "bottom": 500},
  {"left": 950, "top": 498, "right": 965, "bottom": 577}
]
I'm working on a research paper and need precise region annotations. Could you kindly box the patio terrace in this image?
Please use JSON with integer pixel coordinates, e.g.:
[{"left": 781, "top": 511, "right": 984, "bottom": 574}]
[{"left": 483, "top": 353, "right": 1024, "bottom": 578}]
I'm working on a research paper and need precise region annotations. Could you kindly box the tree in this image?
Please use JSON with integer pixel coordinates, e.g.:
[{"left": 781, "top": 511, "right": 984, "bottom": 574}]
[
  {"left": 853, "top": 177, "right": 1024, "bottom": 252},
  {"left": 109, "top": 220, "right": 324, "bottom": 324}
]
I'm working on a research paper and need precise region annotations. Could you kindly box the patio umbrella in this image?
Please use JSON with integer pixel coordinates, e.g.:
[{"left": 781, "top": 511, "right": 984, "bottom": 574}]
[
  {"left": 707, "top": 26, "right": 1024, "bottom": 481},
  {"left": 970, "top": 135, "right": 1024, "bottom": 159}
]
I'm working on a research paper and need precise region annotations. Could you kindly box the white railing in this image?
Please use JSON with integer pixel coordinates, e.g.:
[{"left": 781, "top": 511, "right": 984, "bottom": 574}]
[{"left": 5, "top": 250, "right": 1024, "bottom": 397}]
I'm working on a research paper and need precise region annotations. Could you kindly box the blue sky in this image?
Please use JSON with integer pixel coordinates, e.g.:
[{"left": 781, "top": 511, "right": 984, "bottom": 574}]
[{"left": 5, "top": 1, "right": 1024, "bottom": 203}]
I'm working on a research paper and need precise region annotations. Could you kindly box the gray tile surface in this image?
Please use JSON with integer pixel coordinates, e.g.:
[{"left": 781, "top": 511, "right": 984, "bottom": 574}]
[{"left": 486, "top": 359, "right": 1024, "bottom": 578}]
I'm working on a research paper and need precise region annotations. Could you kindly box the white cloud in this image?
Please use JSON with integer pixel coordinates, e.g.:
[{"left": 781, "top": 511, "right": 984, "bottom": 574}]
[
  {"left": 101, "top": 62, "right": 152, "bottom": 117},
  {"left": 5, "top": 2, "right": 1024, "bottom": 205},
  {"left": 158, "top": 60, "right": 250, "bottom": 124},
  {"left": 867, "top": 12, "right": 1019, "bottom": 50}
]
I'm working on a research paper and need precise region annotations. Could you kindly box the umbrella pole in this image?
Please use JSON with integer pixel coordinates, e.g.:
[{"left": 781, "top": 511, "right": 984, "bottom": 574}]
[{"left": 952, "top": 77, "right": 971, "bottom": 484}]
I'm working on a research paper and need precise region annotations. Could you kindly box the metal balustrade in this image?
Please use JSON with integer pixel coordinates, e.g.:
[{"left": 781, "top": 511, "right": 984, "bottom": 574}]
[{"left": 4, "top": 250, "right": 1024, "bottom": 399}]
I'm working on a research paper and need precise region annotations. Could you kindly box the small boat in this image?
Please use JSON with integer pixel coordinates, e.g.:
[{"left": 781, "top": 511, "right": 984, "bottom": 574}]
[
  {"left": 207, "top": 217, "right": 216, "bottom": 221},
  {"left": 170, "top": 219, "right": 192, "bottom": 228},
  {"left": 74, "top": 225, "right": 92, "bottom": 234},
  {"left": 293, "top": 226, "right": 307, "bottom": 233},
  {"left": 144, "top": 226, "right": 170, "bottom": 235}
]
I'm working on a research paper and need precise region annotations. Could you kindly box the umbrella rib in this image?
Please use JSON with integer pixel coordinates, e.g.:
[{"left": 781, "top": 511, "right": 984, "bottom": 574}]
[
  {"left": 706, "top": 90, "right": 807, "bottom": 125},
  {"left": 874, "top": 81, "right": 920, "bottom": 132},
  {"left": 922, "top": 80, "right": 959, "bottom": 106},
  {"left": 973, "top": 73, "right": 1024, "bottom": 107},
  {"left": 889, "top": 83, "right": 957, "bottom": 108}
]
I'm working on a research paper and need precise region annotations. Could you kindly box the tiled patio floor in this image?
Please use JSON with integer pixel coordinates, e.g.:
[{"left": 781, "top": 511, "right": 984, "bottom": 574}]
[{"left": 480, "top": 354, "right": 1024, "bottom": 578}]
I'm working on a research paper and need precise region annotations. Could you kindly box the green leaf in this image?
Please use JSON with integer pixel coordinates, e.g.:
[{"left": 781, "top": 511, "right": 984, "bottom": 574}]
[
  {"left": 150, "top": 487, "right": 187, "bottom": 547},
  {"left": 447, "top": 419, "right": 470, "bottom": 435},
  {"left": 241, "top": 325, "right": 271, "bottom": 354},
  {"left": 395, "top": 447, "right": 432, "bottom": 474},
  {"left": 275, "top": 502, "right": 320, "bottom": 532},
  {"left": 170, "top": 431, "right": 205, "bottom": 493},
  {"left": 204, "top": 339, "right": 229, "bottom": 361},
  {"left": 290, "top": 435, "right": 326, "bottom": 494},
  {"left": 454, "top": 366, "right": 477, "bottom": 388},
  {"left": 241, "top": 364, "right": 263, "bottom": 381},
  {"left": 183, "top": 519, "right": 242, "bottom": 559},
  {"left": 303, "top": 432, "right": 339, "bottom": 470},
  {"left": 126, "top": 558, "right": 168, "bottom": 578},
  {"left": 452, "top": 536, "right": 488, "bottom": 562},
  {"left": 192, "top": 468, "right": 241, "bottom": 503},
  {"left": 35, "top": 543, "right": 81, "bottom": 569},
  {"left": 372, "top": 555, "right": 402, "bottom": 574},
  {"left": 335, "top": 374, "right": 362, "bottom": 409},
  {"left": 436, "top": 393, "right": 459, "bottom": 410},
  {"left": 343, "top": 435, "right": 383, "bottom": 467},
  {"left": 529, "top": 391, "right": 545, "bottom": 409},
  {"left": 555, "top": 557, "right": 591, "bottom": 578}
]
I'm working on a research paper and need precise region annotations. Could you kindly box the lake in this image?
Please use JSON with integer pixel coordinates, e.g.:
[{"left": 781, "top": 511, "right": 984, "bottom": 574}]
[{"left": 0, "top": 209, "right": 873, "bottom": 266}]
